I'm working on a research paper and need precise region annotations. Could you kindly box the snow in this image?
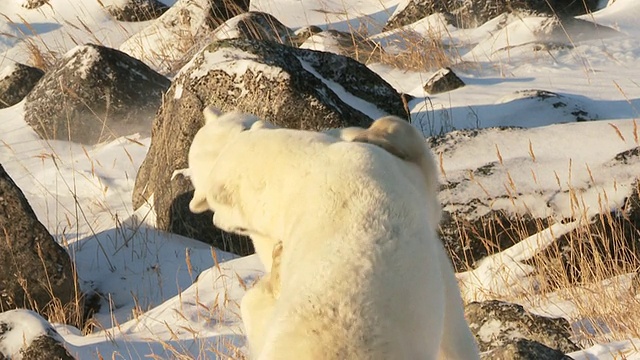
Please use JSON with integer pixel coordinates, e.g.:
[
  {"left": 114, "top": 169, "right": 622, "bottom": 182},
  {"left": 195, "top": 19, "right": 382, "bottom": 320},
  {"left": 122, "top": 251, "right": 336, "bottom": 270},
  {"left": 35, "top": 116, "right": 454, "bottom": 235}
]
[
  {"left": 1, "top": 0, "right": 640, "bottom": 358},
  {"left": 0, "top": 309, "right": 64, "bottom": 359}
]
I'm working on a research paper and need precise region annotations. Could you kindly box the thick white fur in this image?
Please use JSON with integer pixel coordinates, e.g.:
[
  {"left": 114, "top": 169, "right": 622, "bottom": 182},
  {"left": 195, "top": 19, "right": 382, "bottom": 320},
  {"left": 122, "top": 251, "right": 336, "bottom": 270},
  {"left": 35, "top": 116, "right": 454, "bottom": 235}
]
[
  {"left": 187, "top": 107, "right": 274, "bottom": 216},
  {"left": 187, "top": 108, "right": 479, "bottom": 359}
]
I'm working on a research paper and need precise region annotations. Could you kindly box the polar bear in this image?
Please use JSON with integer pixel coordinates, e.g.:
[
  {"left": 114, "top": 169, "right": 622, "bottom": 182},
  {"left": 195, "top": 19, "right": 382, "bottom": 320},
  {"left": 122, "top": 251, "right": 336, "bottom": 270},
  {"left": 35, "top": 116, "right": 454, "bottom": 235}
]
[{"left": 188, "top": 108, "right": 479, "bottom": 359}]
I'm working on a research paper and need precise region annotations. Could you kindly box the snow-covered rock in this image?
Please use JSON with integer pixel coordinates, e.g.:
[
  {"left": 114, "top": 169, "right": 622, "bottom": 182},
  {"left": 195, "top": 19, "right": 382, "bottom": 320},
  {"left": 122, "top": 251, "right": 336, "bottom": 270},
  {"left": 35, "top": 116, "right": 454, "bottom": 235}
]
[
  {"left": 133, "top": 38, "right": 407, "bottom": 254},
  {"left": 105, "top": 0, "right": 169, "bottom": 22},
  {"left": 466, "top": 300, "right": 579, "bottom": 355},
  {"left": 0, "top": 63, "right": 43, "bottom": 109},
  {"left": 423, "top": 67, "right": 465, "bottom": 94},
  {"left": 483, "top": 338, "right": 573, "bottom": 360},
  {"left": 119, "top": 0, "right": 249, "bottom": 74},
  {"left": 0, "top": 309, "right": 74, "bottom": 360},
  {"left": 24, "top": 44, "right": 170, "bottom": 144},
  {"left": 384, "top": 0, "right": 600, "bottom": 30}
]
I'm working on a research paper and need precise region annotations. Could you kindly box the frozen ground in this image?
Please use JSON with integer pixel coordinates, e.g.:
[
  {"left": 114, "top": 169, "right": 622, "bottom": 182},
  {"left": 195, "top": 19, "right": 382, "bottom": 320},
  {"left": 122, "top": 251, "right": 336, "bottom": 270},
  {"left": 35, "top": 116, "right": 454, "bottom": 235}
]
[{"left": 1, "top": 0, "right": 640, "bottom": 358}]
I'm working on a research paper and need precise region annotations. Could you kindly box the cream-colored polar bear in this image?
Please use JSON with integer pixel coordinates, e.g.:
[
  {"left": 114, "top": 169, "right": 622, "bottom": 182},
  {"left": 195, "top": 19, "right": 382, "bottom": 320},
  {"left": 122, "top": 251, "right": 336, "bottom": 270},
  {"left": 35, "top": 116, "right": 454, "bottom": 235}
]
[{"left": 188, "top": 108, "right": 479, "bottom": 360}]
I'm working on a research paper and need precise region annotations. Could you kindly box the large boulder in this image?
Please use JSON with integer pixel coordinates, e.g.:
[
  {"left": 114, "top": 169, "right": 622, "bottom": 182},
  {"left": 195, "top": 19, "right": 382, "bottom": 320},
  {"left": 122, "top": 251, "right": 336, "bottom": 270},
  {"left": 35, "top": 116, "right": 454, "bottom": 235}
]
[
  {"left": 0, "top": 164, "right": 78, "bottom": 318},
  {"left": 0, "top": 63, "right": 44, "bottom": 108},
  {"left": 466, "top": 300, "right": 579, "bottom": 354},
  {"left": 119, "top": 0, "right": 250, "bottom": 73},
  {"left": 0, "top": 309, "right": 75, "bottom": 360},
  {"left": 384, "top": 0, "right": 600, "bottom": 30},
  {"left": 106, "top": 0, "right": 169, "bottom": 22},
  {"left": 24, "top": 44, "right": 170, "bottom": 145},
  {"left": 133, "top": 38, "right": 407, "bottom": 254}
]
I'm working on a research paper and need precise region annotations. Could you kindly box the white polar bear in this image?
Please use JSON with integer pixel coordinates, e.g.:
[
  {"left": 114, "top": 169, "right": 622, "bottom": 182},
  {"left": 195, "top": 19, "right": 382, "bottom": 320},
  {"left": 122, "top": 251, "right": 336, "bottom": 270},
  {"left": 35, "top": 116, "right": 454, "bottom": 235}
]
[{"left": 188, "top": 108, "right": 479, "bottom": 360}]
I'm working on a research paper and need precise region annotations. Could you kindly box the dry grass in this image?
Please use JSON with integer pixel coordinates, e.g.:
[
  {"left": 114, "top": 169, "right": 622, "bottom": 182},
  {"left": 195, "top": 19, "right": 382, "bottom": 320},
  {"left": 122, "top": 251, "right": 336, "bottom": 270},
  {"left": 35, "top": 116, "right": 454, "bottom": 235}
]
[{"left": 1, "top": 0, "right": 636, "bottom": 357}]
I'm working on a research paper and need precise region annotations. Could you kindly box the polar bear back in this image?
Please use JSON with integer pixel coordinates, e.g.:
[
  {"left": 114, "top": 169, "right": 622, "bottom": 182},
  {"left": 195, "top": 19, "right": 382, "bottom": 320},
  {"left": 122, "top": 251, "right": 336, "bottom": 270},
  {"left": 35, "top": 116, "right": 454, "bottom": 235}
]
[{"left": 207, "top": 128, "right": 447, "bottom": 359}]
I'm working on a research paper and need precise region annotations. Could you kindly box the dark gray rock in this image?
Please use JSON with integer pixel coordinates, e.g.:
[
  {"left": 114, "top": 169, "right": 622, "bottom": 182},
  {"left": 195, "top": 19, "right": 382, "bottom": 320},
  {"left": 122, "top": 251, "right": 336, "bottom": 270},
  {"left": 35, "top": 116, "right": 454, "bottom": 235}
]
[
  {"left": 0, "top": 164, "right": 78, "bottom": 318},
  {"left": 483, "top": 338, "right": 574, "bottom": 360},
  {"left": 423, "top": 67, "right": 465, "bottom": 94},
  {"left": 0, "top": 309, "right": 75, "bottom": 360},
  {"left": 439, "top": 209, "right": 551, "bottom": 271},
  {"left": 24, "top": 43, "right": 170, "bottom": 144},
  {"left": 106, "top": 0, "right": 169, "bottom": 22},
  {"left": 466, "top": 300, "right": 579, "bottom": 354},
  {"left": 384, "top": 0, "right": 600, "bottom": 30},
  {"left": 133, "top": 38, "right": 407, "bottom": 254},
  {"left": 21, "top": 335, "right": 75, "bottom": 360},
  {"left": 0, "top": 63, "right": 44, "bottom": 108}
]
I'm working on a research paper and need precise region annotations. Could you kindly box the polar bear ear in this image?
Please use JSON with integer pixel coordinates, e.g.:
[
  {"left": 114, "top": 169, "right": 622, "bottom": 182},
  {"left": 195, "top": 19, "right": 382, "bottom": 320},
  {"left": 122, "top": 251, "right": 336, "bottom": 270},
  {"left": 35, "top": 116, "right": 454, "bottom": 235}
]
[
  {"left": 203, "top": 106, "right": 224, "bottom": 124},
  {"left": 250, "top": 120, "right": 277, "bottom": 130},
  {"left": 189, "top": 191, "right": 210, "bottom": 213}
]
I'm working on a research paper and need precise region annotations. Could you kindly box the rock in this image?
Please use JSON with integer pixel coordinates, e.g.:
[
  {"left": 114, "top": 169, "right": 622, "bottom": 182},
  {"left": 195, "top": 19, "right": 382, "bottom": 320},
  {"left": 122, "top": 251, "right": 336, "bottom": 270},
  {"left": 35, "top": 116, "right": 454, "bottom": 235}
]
[
  {"left": 496, "top": 90, "right": 595, "bottom": 123},
  {"left": 21, "top": 0, "right": 49, "bottom": 9},
  {"left": 106, "top": 0, "right": 169, "bottom": 22},
  {"left": 439, "top": 209, "right": 551, "bottom": 271},
  {"left": 0, "top": 164, "right": 78, "bottom": 318},
  {"left": 483, "top": 338, "right": 574, "bottom": 360},
  {"left": 384, "top": 0, "right": 600, "bottom": 30},
  {"left": 292, "top": 25, "right": 323, "bottom": 44},
  {"left": 468, "top": 16, "right": 619, "bottom": 61},
  {"left": 119, "top": 0, "right": 250, "bottom": 73},
  {"left": 299, "top": 29, "right": 384, "bottom": 64},
  {"left": 133, "top": 38, "right": 407, "bottom": 254},
  {"left": 423, "top": 67, "right": 464, "bottom": 94},
  {"left": 431, "top": 126, "right": 640, "bottom": 290},
  {"left": 211, "top": 11, "right": 295, "bottom": 44},
  {"left": 24, "top": 43, "right": 170, "bottom": 144},
  {"left": 466, "top": 300, "right": 579, "bottom": 354},
  {"left": 0, "top": 63, "right": 44, "bottom": 108},
  {"left": 0, "top": 309, "right": 75, "bottom": 360},
  {"left": 536, "top": 180, "right": 640, "bottom": 288}
]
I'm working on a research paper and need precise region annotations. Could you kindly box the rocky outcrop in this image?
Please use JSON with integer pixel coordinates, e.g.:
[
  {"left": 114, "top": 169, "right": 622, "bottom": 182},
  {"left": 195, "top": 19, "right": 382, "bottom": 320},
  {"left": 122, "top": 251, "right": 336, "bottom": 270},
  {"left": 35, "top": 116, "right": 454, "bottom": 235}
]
[
  {"left": 133, "top": 38, "right": 407, "bottom": 254},
  {"left": 431, "top": 125, "right": 639, "bottom": 287},
  {"left": 106, "top": 0, "right": 169, "bottom": 22},
  {"left": 384, "top": 0, "right": 600, "bottom": 30},
  {"left": 24, "top": 44, "right": 170, "bottom": 144},
  {"left": 0, "top": 63, "right": 44, "bottom": 108},
  {"left": 0, "top": 309, "right": 75, "bottom": 360},
  {"left": 423, "top": 67, "right": 465, "bottom": 94},
  {"left": 466, "top": 300, "right": 579, "bottom": 355},
  {"left": 119, "top": 0, "right": 250, "bottom": 73},
  {"left": 0, "top": 164, "right": 78, "bottom": 317}
]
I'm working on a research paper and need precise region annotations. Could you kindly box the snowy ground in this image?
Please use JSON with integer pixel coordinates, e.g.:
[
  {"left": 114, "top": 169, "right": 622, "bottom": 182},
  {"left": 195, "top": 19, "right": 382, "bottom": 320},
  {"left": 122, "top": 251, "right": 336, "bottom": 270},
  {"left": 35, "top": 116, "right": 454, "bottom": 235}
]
[{"left": 2, "top": 0, "right": 640, "bottom": 358}]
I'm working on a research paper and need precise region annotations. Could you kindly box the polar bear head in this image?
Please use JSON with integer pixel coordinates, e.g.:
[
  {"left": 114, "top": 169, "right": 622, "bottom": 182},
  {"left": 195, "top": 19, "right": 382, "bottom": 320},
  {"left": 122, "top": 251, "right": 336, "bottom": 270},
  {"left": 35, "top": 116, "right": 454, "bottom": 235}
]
[{"left": 188, "top": 106, "right": 274, "bottom": 213}]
